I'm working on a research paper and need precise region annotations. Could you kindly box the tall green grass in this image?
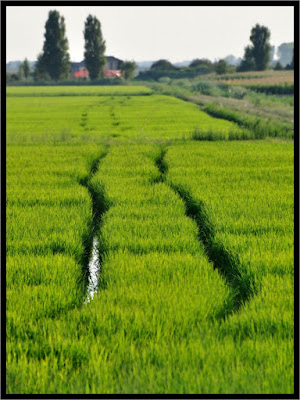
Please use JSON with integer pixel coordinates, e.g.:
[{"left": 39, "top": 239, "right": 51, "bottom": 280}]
[
  {"left": 203, "top": 103, "right": 294, "bottom": 139},
  {"left": 7, "top": 92, "right": 243, "bottom": 143},
  {"left": 7, "top": 144, "right": 232, "bottom": 394},
  {"left": 6, "top": 85, "right": 153, "bottom": 97},
  {"left": 166, "top": 141, "right": 294, "bottom": 346},
  {"left": 7, "top": 141, "right": 294, "bottom": 394},
  {"left": 245, "top": 83, "right": 294, "bottom": 95},
  {"left": 144, "top": 80, "right": 293, "bottom": 140},
  {"left": 6, "top": 87, "right": 294, "bottom": 394},
  {"left": 7, "top": 143, "right": 106, "bottom": 343}
]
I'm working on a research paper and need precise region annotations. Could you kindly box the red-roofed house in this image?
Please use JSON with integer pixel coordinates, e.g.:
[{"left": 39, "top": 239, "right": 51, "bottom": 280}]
[{"left": 71, "top": 56, "right": 123, "bottom": 78}]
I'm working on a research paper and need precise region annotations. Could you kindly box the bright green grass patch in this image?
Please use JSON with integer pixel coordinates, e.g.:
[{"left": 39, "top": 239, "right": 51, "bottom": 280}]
[
  {"left": 6, "top": 143, "right": 106, "bottom": 326},
  {"left": 6, "top": 94, "right": 243, "bottom": 143},
  {"left": 6, "top": 141, "right": 294, "bottom": 394},
  {"left": 6, "top": 86, "right": 294, "bottom": 394},
  {"left": 6, "top": 85, "right": 153, "bottom": 97},
  {"left": 7, "top": 144, "right": 233, "bottom": 394},
  {"left": 165, "top": 141, "right": 294, "bottom": 392},
  {"left": 166, "top": 141, "right": 293, "bottom": 285}
]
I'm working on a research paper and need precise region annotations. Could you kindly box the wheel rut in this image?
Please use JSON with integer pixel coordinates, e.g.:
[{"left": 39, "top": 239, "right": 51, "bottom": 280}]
[
  {"left": 153, "top": 146, "right": 256, "bottom": 319},
  {"left": 78, "top": 147, "right": 110, "bottom": 303}
]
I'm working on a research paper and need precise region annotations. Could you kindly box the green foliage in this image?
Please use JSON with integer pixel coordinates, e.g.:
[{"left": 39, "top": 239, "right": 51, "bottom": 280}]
[
  {"left": 38, "top": 10, "right": 70, "bottom": 80},
  {"left": 17, "top": 63, "right": 24, "bottom": 80},
  {"left": 238, "top": 24, "right": 271, "bottom": 71},
  {"left": 237, "top": 46, "right": 256, "bottom": 72},
  {"left": 16, "top": 59, "right": 31, "bottom": 81},
  {"left": 6, "top": 138, "right": 294, "bottom": 394},
  {"left": 150, "top": 59, "right": 176, "bottom": 70},
  {"left": 245, "top": 83, "right": 294, "bottom": 95},
  {"left": 215, "top": 59, "right": 228, "bottom": 75},
  {"left": 34, "top": 53, "right": 49, "bottom": 81},
  {"left": 203, "top": 103, "right": 293, "bottom": 139},
  {"left": 6, "top": 87, "right": 294, "bottom": 393},
  {"left": 136, "top": 59, "right": 219, "bottom": 81},
  {"left": 23, "top": 58, "right": 30, "bottom": 78},
  {"left": 189, "top": 59, "right": 213, "bottom": 69},
  {"left": 136, "top": 67, "right": 211, "bottom": 81},
  {"left": 250, "top": 24, "right": 271, "bottom": 71},
  {"left": 212, "top": 72, "right": 267, "bottom": 80},
  {"left": 146, "top": 81, "right": 192, "bottom": 100},
  {"left": 142, "top": 72, "right": 293, "bottom": 139},
  {"left": 9, "top": 76, "right": 128, "bottom": 86},
  {"left": 6, "top": 85, "right": 152, "bottom": 97},
  {"left": 120, "top": 61, "right": 137, "bottom": 80},
  {"left": 84, "top": 15, "right": 106, "bottom": 80},
  {"left": 6, "top": 89, "right": 243, "bottom": 143},
  {"left": 166, "top": 141, "right": 293, "bottom": 388},
  {"left": 274, "top": 62, "right": 284, "bottom": 71},
  {"left": 195, "top": 81, "right": 222, "bottom": 96}
]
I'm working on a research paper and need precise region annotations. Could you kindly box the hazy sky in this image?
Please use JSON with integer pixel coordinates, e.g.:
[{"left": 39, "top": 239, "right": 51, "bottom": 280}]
[{"left": 6, "top": 5, "right": 294, "bottom": 63}]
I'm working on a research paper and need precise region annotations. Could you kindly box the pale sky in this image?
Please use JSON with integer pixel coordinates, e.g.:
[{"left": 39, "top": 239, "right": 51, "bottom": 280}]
[{"left": 6, "top": 5, "right": 294, "bottom": 63}]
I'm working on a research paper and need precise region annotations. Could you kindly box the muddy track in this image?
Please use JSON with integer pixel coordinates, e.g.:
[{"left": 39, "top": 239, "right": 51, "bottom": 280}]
[
  {"left": 153, "top": 146, "right": 256, "bottom": 319},
  {"left": 78, "top": 147, "right": 110, "bottom": 303}
]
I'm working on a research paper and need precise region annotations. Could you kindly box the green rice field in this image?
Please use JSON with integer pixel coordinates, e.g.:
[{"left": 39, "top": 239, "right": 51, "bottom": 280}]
[{"left": 6, "top": 86, "right": 294, "bottom": 394}]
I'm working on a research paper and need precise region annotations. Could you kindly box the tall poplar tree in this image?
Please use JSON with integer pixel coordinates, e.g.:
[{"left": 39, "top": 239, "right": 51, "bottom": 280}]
[
  {"left": 39, "top": 10, "right": 70, "bottom": 80},
  {"left": 84, "top": 15, "right": 106, "bottom": 80},
  {"left": 238, "top": 24, "right": 271, "bottom": 72},
  {"left": 23, "top": 58, "right": 30, "bottom": 78},
  {"left": 250, "top": 24, "right": 271, "bottom": 71}
]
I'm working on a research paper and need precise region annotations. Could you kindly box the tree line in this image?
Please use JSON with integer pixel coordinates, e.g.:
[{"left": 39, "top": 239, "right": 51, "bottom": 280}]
[
  {"left": 137, "top": 24, "right": 293, "bottom": 81},
  {"left": 9, "top": 18, "right": 293, "bottom": 83},
  {"left": 16, "top": 10, "right": 136, "bottom": 82}
]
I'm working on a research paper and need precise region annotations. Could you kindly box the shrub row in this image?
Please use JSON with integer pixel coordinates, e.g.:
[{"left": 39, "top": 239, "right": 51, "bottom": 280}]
[
  {"left": 203, "top": 104, "right": 293, "bottom": 139},
  {"left": 246, "top": 83, "right": 294, "bottom": 95}
]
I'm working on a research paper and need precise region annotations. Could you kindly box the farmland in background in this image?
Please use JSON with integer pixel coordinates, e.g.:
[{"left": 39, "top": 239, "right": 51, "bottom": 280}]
[
  {"left": 6, "top": 91, "right": 245, "bottom": 143},
  {"left": 143, "top": 70, "right": 294, "bottom": 139},
  {"left": 6, "top": 85, "right": 294, "bottom": 394},
  {"left": 210, "top": 69, "right": 294, "bottom": 85},
  {"left": 6, "top": 85, "right": 153, "bottom": 97}
]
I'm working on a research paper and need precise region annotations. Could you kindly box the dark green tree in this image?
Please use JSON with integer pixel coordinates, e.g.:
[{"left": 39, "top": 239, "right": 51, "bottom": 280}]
[
  {"left": 250, "top": 24, "right": 271, "bottom": 70},
  {"left": 120, "top": 61, "right": 137, "bottom": 80},
  {"left": 150, "top": 59, "right": 176, "bottom": 70},
  {"left": 215, "top": 59, "right": 228, "bottom": 75},
  {"left": 39, "top": 10, "right": 70, "bottom": 80},
  {"left": 10, "top": 73, "right": 19, "bottom": 82},
  {"left": 189, "top": 58, "right": 212, "bottom": 68},
  {"left": 274, "top": 62, "right": 283, "bottom": 71},
  {"left": 23, "top": 58, "right": 30, "bottom": 78},
  {"left": 34, "top": 53, "right": 49, "bottom": 80},
  {"left": 18, "top": 63, "right": 24, "bottom": 80},
  {"left": 84, "top": 15, "right": 106, "bottom": 80},
  {"left": 237, "top": 45, "right": 256, "bottom": 72},
  {"left": 238, "top": 24, "right": 271, "bottom": 72}
]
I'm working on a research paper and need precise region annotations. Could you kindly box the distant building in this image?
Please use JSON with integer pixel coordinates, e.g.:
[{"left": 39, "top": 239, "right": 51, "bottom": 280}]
[
  {"left": 71, "top": 56, "right": 123, "bottom": 78},
  {"left": 71, "top": 60, "right": 88, "bottom": 77},
  {"left": 105, "top": 56, "right": 122, "bottom": 70}
]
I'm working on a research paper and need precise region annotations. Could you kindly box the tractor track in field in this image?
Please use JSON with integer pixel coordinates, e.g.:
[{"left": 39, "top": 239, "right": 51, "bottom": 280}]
[
  {"left": 79, "top": 101, "right": 99, "bottom": 131},
  {"left": 153, "top": 146, "right": 256, "bottom": 319},
  {"left": 78, "top": 147, "right": 110, "bottom": 303}
]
